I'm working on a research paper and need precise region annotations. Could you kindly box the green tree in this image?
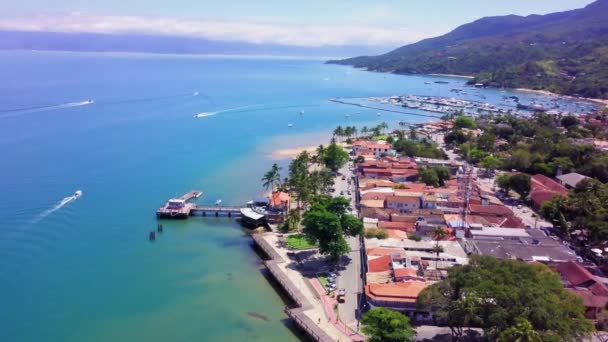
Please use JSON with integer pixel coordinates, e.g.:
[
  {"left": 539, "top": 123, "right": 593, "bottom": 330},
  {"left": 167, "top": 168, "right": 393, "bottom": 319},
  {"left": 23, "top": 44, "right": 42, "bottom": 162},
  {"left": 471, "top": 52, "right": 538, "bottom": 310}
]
[
  {"left": 282, "top": 209, "right": 302, "bottom": 232},
  {"left": 454, "top": 116, "right": 476, "bottom": 129},
  {"left": 417, "top": 256, "right": 594, "bottom": 341},
  {"left": 420, "top": 168, "right": 440, "bottom": 187},
  {"left": 361, "top": 126, "right": 369, "bottom": 136},
  {"left": 302, "top": 196, "right": 362, "bottom": 261},
  {"left": 496, "top": 173, "right": 512, "bottom": 194},
  {"left": 561, "top": 116, "right": 579, "bottom": 129},
  {"left": 431, "top": 226, "right": 447, "bottom": 269},
  {"left": 262, "top": 163, "right": 282, "bottom": 192},
  {"left": 481, "top": 155, "right": 501, "bottom": 172},
  {"left": 477, "top": 132, "right": 497, "bottom": 152},
  {"left": 498, "top": 318, "right": 542, "bottom": 342},
  {"left": 409, "top": 127, "right": 417, "bottom": 140},
  {"left": 288, "top": 151, "right": 313, "bottom": 208},
  {"left": 321, "top": 138, "right": 349, "bottom": 172},
  {"left": 361, "top": 308, "right": 416, "bottom": 342},
  {"left": 510, "top": 173, "right": 531, "bottom": 200},
  {"left": 333, "top": 125, "right": 344, "bottom": 139}
]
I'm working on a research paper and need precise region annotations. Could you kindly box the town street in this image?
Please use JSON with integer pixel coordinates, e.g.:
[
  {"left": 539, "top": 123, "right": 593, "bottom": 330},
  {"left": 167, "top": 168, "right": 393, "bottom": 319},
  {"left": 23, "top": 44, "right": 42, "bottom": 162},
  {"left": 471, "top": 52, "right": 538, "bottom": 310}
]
[{"left": 334, "top": 162, "right": 362, "bottom": 332}]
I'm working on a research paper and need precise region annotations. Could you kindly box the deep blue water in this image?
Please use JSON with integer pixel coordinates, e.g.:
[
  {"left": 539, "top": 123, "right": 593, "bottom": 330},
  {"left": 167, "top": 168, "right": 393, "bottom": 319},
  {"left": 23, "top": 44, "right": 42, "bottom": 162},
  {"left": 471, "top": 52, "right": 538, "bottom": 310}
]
[{"left": 0, "top": 51, "right": 593, "bottom": 341}]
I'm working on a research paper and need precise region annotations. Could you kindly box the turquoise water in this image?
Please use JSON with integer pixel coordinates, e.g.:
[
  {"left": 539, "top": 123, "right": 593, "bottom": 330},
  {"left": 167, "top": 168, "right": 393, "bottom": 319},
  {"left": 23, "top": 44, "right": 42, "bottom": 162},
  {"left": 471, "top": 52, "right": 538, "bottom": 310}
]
[{"left": 0, "top": 51, "right": 594, "bottom": 341}]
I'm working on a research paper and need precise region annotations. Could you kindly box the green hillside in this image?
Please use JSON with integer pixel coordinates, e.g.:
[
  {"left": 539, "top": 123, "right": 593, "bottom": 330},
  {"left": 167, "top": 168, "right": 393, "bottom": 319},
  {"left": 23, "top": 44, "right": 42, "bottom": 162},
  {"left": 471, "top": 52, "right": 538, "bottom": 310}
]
[{"left": 329, "top": 0, "right": 608, "bottom": 99}]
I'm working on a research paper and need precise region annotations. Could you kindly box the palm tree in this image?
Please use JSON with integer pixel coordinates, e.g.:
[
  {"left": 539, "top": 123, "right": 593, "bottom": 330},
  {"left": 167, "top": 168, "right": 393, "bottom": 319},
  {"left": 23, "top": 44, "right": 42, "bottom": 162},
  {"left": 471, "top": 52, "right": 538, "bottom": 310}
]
[
  {"left": 432, "top": 226, "right": 447, "bottom": 269},
  {"left": 409, "top": 127, "right": 417, "bottom": 140},
  {"left": 333, "top": 126, "right": 344, "bottom": 140},
  {"left": 361, "top": 126, "right": 369, "bottom": 137},
  {"left": 262, "top": 163, "right": 282, "bottom": 192},
  {"left": 379, "top": 121, "right": 389, "bottom": 134},
  {"left": 285, "top": 209, "right": 302, "bottom": 232}
]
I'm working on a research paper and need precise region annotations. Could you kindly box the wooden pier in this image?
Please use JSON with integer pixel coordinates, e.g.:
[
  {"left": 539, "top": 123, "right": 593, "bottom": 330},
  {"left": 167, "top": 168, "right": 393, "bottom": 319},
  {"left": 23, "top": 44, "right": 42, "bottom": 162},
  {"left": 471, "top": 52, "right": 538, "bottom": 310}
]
[{"left": 156, "top": 191, "right": 244, "bottom": 219}]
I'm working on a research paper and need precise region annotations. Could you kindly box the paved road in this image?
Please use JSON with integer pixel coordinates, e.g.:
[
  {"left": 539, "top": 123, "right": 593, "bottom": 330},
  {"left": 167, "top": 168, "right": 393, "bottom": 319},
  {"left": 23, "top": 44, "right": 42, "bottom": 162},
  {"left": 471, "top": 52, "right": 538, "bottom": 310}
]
[{"left": 333, "top": 162, "right": 362, "bottom": 332}]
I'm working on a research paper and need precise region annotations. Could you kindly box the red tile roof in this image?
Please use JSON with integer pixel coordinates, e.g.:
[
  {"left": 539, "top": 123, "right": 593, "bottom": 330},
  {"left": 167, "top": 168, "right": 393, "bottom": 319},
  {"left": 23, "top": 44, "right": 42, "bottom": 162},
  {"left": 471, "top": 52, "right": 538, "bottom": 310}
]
[
  {"left": 530, "top": 190, "right": 565, "bottom": 208},
  {"left": 557, "top": 261, "right": 608, "bottom": 296},
  {"left": 367, "top": 248, "right": 406, "bottom": 258},
  {"left": 531, "top": 174, "right": 568, "bottom": 195},
  {"left": 378, "top": 221, "right": 417, "bottom": 232},
  {"left": 368, "top": 255, "right": 392, "bottom": 273},
  {"left": 365, "top": 282, "right": 427, "bottom": 303},
  {"left": 393, "top": 267, "right": 418, "bottom": 279},
  {"left": 469, "top": 204, "right": 513, "bottom": 217},
  {"left": 361, "top": 192, "right": 392, "bottom": 201},
  {"left": 569, "top": 289, "right": 608, "bottom": 309},
  {"left": 386, "top": 196, "right": 420, "bottom": 205}
]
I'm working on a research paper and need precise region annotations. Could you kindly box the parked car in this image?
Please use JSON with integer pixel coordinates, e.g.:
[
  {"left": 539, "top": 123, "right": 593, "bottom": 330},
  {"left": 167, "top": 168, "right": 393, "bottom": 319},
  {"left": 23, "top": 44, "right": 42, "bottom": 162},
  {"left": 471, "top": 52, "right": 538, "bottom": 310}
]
[{"left": 337, "top": 288, "right": 346, "bottom": 303}]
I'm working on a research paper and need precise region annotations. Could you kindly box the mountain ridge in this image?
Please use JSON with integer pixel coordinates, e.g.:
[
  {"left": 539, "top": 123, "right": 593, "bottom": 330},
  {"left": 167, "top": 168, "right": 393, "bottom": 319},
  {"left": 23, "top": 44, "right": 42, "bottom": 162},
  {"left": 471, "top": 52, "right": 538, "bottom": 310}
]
[{"left": 329, "top": 0, "right": 608, "bottom": 99}]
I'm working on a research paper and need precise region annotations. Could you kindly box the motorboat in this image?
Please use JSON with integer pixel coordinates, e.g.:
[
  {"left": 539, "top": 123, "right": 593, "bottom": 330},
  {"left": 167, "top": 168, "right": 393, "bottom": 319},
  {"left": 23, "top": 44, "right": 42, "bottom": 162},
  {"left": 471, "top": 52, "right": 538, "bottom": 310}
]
[{"left": 74, "top": 190, "right": 83, "bottom": 198}]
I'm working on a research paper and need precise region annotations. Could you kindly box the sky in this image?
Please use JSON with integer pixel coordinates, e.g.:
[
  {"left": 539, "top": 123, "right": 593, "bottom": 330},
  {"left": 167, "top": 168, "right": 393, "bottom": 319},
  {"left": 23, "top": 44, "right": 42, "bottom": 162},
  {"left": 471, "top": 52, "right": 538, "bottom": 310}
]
[{"left": 0, "top": 0, "right": 597, "bottom": 47}]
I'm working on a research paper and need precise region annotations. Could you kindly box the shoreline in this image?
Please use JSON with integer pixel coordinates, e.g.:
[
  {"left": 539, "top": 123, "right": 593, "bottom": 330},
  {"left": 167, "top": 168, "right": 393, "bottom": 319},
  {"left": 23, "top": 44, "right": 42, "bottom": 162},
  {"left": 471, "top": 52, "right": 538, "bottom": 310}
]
[
  {"left": 515, "top": 88, "right": 608, "bottom": 107},
  {"left": 429, "top": 73, "right": 475, "bottom": 79},
  {"left": 270, "top": 146, "right": 319, "bottom": 160}
]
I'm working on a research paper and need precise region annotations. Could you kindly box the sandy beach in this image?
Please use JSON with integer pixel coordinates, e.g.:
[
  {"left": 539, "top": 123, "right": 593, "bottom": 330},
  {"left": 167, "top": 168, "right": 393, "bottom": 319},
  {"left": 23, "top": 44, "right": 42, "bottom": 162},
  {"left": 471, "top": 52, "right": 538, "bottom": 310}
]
[
  {"left": 516, "top": 88, "right": 608, "bottom": 107},
  {"left": 270, "top": 145, "right": 319, "bottom": 159}
]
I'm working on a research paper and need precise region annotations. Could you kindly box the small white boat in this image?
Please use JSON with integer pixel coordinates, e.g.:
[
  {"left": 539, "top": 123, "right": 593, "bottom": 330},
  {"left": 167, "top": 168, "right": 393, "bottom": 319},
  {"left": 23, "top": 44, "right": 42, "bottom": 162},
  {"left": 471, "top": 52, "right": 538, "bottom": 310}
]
[
  {"left": 288, "top": 123, "right": 293, "bottom": 127},
  {"left": 74, "top": 190, "right": 83, "bottom": 198},
  {"left": 193, "top": 91, "right": 199, "bottom": 96},
  {"left": 215, "top": 199, "right": 222, "bottom": 206},
  {"left": 377, "top": 112, "right": 381, "bottom": 116},
  {"left": 345, "top": 114, "right": 350, "bottom": 117},
  {"left": 300, "top": 110, "right": 305, "bottom": 115}
]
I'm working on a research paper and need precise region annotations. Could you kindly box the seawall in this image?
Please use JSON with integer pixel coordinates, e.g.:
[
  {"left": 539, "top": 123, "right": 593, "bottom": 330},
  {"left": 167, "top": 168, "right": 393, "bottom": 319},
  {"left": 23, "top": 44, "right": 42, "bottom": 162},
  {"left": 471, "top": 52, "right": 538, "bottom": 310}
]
[{"left": 252, "top": 234, "right": 334, "bottom": 342}]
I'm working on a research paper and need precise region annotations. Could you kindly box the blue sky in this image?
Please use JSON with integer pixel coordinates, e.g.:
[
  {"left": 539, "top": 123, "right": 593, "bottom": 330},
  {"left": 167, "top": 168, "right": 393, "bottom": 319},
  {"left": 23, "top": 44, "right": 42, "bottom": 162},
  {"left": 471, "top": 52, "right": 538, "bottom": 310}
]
[{"left": 0, "top": 0, "right": 597, "bottom": 46}]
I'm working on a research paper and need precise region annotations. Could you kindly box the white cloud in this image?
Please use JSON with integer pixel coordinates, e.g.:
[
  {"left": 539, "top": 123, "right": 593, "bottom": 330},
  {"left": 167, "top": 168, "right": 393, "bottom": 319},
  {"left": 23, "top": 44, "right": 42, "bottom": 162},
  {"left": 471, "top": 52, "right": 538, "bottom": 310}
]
[{"left": 0, "top": 13, "right": 435, "bottom": 47}]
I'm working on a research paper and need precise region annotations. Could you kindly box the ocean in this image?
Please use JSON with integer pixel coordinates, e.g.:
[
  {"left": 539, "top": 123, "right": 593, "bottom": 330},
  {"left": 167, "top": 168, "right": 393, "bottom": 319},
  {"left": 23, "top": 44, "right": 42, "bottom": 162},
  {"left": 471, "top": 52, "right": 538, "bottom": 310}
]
[{"left": 0, "top": 51, "right": 594, "bottom": 341}]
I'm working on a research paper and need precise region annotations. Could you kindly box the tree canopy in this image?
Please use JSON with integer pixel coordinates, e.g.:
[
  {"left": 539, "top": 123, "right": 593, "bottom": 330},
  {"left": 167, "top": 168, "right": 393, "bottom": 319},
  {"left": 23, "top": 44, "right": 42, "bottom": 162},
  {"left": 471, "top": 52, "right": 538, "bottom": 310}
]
[
  {"left": 541, "top": 178, "right": 608, "bottom": 244},
  {"left": 320, "top": 138, "right": 349, "bottom": 172},
  {"left": 361, "top": 307, "right": 416, "bottom": 342},
  {"left": 302, "top": 196, "right": 363, "bottom": 261},
  {"left": 417, "top": 256, "right": 593, "bottom": 341},
  {"left": 419, "top": 167, "right": 451, "bottom": 187}
]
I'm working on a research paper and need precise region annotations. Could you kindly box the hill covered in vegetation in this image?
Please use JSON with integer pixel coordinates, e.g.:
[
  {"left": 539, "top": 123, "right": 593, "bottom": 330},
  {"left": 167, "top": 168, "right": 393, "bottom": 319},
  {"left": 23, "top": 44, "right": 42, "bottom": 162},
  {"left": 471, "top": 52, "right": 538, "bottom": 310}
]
[{"left": 329, "top": 0, "right": 608, "bottom": 99}]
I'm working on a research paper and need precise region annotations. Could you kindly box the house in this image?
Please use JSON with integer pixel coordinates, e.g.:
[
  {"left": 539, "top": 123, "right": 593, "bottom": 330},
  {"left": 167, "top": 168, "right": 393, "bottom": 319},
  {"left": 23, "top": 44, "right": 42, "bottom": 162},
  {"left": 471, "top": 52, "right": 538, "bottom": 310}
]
[
  {"left": 270, "top": 192, "right": 291, "bottom": 212},
  {"left": 463, "top": 228, "right": 577, "bottom": 263},
  {"left": 352, "top": 140, "right": 393, "bottom": 157},
  {"left": 530, "top": 174, "right": 569, "bottom": 209},
  {"left": 365, "top": 282, "right": 428, "bottom": 311},
  {"left": 378, "top": 220, "right": 417, "bottom": 233},
  {"left": 556, "top": 172, "right": 590, "bottom": 189},
  {"left": 556, "top": 261, "right": 608, "bottom": 319},
  {"left": 386, "top": 196, "right": 421, "bottom": 213},
  {"left": 468, "top": 204, "right": 513, "bottom": 217}
]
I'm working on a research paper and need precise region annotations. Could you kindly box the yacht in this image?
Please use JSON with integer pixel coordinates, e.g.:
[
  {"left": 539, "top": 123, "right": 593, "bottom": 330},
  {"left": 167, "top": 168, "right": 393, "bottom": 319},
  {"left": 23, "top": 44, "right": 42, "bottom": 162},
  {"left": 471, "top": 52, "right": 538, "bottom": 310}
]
[{"left": 74, "top": 190, "right": 83, "bottom": 198}]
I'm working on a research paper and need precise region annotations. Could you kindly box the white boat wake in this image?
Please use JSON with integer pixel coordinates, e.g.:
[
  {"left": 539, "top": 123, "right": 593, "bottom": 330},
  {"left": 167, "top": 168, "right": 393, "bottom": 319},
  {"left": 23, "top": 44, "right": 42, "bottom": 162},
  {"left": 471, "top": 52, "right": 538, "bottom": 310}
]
[
  {"left": 193, "top": 105, "right": 257, "bottom": 119},
  {"left": 31, "top": 190, "right": 83, "bottom": 224},
  {"left": 0, "top": 100, "right": 94, "bottom": 119}
]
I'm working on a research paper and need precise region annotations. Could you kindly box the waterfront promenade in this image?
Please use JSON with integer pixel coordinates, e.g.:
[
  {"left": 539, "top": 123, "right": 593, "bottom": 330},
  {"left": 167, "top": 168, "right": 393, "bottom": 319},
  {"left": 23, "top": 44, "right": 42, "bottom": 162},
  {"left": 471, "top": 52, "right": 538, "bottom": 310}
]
[{"left": 254, "top": 232, "right": 359, "bottom": 341}]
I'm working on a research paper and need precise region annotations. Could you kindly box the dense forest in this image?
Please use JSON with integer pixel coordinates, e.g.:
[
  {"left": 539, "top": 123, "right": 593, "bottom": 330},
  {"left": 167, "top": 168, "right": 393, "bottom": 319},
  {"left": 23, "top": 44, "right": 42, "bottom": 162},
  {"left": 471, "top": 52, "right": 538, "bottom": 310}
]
[{"left": 329, "top": 0, "right": 608, "bottom": 99}]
